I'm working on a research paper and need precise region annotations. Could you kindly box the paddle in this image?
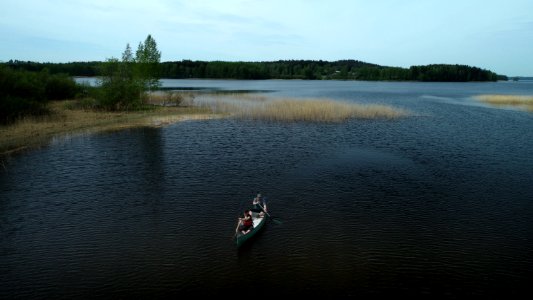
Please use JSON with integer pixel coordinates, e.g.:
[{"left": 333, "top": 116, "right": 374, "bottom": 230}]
[
  {"left": 258, "top": 202, "right": 282, "bottom": 225},
  {"left": 232, "top": 217, "right": 242, "bottom": 240},
  {"left": 232, "top": 197, "right": 248, "bottom": 240}
]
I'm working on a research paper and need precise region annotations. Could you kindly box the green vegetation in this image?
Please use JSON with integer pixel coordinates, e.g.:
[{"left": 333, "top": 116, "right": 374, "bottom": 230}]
[
  {"left": 0, "top": 66, "right": 79, "bottom": 124},
  {"left": 1, "top": 88, "right": 408, "bottom": 155},
  {"left": 3, "top": 60, "right": 99, "bottom": 76},
  {"left": 135, "top": 35, "right": 162, "bottom": 92},
  {"left": 158, "top": 60, "right": 378, "bottom": 80},
  {"left": 475, "top": 94, "right": 533, "bottom": 111},
  {"left": 179, "top": 62, "right": 500, "bottom": 81},
  {"left": 0, "top": 34, "right": 162, "bottom": 123},
  {"left": 0, "top": 91, "right": 407, "bottom": 155},
  {"left": 0, "top": 34, "right": 498, "bottom": 154},
  {"left": 409, "top": 64, "right": 502, "bottom": 81},
  {"left": 0, "top": 100, "right": 213, "bottom": 155},
  {"left": 3, "top": 60, "right": 505, "bottom": 82},
  {"left": 97, "top": 34, "right": 161, "bottom": 110}
]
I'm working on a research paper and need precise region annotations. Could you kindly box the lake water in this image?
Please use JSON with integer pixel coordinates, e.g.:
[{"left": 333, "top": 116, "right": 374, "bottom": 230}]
[{"left": 2, "top": 80, "right": 533, "bottom": 298}]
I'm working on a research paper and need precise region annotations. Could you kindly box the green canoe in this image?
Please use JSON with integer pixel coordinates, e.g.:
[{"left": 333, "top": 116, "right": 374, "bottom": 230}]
[{"left": 235, "top": 212, "right": 267, "bottom": 247}]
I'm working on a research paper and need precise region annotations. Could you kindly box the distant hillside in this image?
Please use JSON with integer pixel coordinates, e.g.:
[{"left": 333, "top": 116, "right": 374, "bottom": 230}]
[
  {"left": 159, "top": 59, "right": 379, "bottom": 80},
  {"left": 509, "top": 76, "right": 533, "bottom": 81},
  {"left": 408, "top": 64, "right": 505, "bottom": 82},
  {"left": 2, "top": 59, "right": 505, "bottom": 82}
]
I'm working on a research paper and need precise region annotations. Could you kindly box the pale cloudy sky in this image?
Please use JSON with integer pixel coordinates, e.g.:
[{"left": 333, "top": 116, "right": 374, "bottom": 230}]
[{"left": 1, "top": 0, "right": 532, "bottom": 75}]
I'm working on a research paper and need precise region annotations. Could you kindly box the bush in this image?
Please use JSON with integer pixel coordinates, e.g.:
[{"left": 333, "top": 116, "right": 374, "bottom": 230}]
[
  {"left": 95, "top": 58, "right": 144, "bottom": 111},
  {"left": 45, "top": 73, "right": 79, "bottom": 100},
  {"left": 1, "top": 66, "right": 45, "bottom": 123},
  {"left": 0, "top": 66, "right": 79, "bottom": 123}
]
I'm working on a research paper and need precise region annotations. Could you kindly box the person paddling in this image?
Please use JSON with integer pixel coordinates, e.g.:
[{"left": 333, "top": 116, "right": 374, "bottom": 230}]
[{"left": 251, "top": 193, "right": 267, "bottom": 217}]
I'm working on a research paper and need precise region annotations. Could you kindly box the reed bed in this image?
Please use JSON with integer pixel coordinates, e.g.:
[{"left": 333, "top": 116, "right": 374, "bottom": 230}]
[
  {"left": 1, "top": 93, "right": 406, "bottom": 155},
  {"left": 0, "top": 101, "right": 213, "bottom": 155},
  {"left": 475, "top": 94, "right": 533, "bottom": 111},
  {"left": 194, "top": 94, "right": 407, "bottom": 122},
  {"left": 145, "top": 91, "right": 197, "bottom": 107}
]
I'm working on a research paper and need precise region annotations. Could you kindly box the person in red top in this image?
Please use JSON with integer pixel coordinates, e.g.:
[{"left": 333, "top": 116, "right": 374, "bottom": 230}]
[{"left": 238, "top": 210, "right": 253, "bottom": 234}]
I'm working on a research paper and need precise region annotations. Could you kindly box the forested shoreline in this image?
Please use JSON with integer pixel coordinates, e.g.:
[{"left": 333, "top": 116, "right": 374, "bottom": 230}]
[
  {"left": 1, "top": 35, "right": 162, "bottom": 124},
  {"left": 3, "top": 59, "right": 506, "bottom": 82}
]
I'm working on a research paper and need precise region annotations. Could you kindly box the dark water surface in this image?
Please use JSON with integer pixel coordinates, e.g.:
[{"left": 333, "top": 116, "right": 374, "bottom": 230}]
[{"left": 2, "top": 80, "right": 533, "bottom": 298}]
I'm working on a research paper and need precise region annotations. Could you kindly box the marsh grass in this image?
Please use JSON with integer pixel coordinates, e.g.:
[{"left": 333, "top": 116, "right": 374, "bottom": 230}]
[
  {"left": 475, "top": 94, "right": 533, "bottom": 111},
  {"left": 146, "top": 91, "right": 196, "bottom": 107},
  {"left": 1, "top": 93, "right": 407, "bottom": 156},
  {"left": 194, "top": 94, "right": 407, "bottom": 122},
  {"left": 0, "top": 100, "right": 213, "bottom": 155}
]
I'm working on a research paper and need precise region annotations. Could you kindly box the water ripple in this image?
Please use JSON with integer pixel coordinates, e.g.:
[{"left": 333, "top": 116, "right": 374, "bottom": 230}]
[{"left": 2, "top": 80, "right": 533, "bottom": 298}]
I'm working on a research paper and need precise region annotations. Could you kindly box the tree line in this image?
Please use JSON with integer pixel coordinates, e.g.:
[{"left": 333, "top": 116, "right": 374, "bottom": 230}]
[
  {"left": 1, "top": 35, "right": 160, "bottom": 123},
  {"left": 3, "top": 59, "right": 506, "bottom": 82},
  {"left": 1, "top": 34, "right": 507, "bottom": 124}
]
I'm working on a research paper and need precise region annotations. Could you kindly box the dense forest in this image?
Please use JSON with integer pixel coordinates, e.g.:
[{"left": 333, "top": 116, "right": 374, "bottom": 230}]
[{"left": 2, "top": 59, "right": 506, "bottom": 81}]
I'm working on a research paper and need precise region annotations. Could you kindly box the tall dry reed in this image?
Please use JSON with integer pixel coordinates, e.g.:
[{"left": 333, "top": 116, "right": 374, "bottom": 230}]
[
  {"left": 193, "top": 94, "right": 406, "bottom": 122},
  {"left": 0, "top": 101, "right": 213, "bottom": 155},
  {"left": 475, "top": 94, "right": 533, "bottom": 111},
  {"left": 146, "top": 91, "right": 196, "bottom": 107}
]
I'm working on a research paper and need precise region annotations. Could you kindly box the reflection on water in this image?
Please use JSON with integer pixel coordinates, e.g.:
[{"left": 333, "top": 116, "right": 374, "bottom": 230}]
[{"left": 1, "top": 80, "right": 533, "bottom": 298}]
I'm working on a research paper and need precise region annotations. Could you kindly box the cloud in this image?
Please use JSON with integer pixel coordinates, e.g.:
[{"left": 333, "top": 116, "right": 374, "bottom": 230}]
[{"left": 1, "top": 0, "right": 532, "bottom": 74}]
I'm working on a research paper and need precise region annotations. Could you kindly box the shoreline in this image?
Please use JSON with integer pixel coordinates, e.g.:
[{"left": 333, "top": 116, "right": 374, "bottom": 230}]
[
  {"left": 0, "top": 101, "right": 219, "bottom": 157},
  {"left": 1, "top": 93, "right": 408, "bottom": 157}
]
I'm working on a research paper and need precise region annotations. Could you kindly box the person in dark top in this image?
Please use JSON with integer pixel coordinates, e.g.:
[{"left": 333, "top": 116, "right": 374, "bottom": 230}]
[{"left": 250, "top": 193, "right": 267, "bottom": 217}]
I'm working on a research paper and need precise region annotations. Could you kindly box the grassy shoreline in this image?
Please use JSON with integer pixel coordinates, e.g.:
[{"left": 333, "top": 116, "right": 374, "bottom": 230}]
[
  {"left": 1, "top": 94, "right": 408, "bottom": 157},
  {"left": 0, "top": 101, "right": 217, "bottom": 156}
]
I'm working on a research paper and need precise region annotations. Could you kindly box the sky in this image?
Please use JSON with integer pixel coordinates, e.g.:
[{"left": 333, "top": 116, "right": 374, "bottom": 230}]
[{"left": 1, "top": 0, "right": 532, "bottom": 76}]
